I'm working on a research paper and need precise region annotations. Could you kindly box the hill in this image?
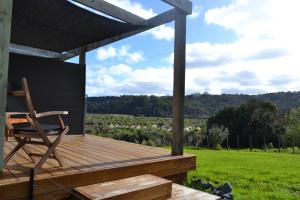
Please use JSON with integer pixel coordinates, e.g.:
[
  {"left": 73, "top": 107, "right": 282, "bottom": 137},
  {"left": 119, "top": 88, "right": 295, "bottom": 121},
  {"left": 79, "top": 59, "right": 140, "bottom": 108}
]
[{"left": 87, "top": 92, "right": 300, "bottom": 118}]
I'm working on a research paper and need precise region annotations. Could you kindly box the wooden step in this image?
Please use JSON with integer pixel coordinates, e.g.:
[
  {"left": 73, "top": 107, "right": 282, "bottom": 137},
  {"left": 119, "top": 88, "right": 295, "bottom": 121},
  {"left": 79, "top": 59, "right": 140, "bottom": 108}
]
[
  {"left": 72, "top": 174, "right": 172, "bottom": 200},
  {"left": 169, "top": 184, "right": 221, "bottom": 200}
]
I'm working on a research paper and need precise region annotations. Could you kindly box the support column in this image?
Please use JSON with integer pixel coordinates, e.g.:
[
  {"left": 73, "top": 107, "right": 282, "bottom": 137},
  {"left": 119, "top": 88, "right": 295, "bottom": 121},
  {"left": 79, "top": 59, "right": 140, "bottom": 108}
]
[
  {"left": 79, "top": 47, "right": 87, "bottom": 136},
  {"left": 172, "top": 9, "right": 187, "bottom": 156},
  {"left": 0, "top": 0, "right": 13, "bottom": 174},
  {"left": 79, "top": 47, "right": 86, "bottom": 65}
]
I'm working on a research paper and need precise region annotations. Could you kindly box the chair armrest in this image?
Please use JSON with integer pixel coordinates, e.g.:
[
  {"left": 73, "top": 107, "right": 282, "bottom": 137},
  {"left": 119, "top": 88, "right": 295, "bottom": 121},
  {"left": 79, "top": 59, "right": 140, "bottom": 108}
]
[{"left": 35, "top": 111, "right": 69, "bottom": 118}]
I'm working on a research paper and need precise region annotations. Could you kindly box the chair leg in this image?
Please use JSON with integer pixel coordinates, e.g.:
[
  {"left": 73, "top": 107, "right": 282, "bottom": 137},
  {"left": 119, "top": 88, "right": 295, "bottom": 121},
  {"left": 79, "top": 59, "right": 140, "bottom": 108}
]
[
  {"left": 15, "top": 137, "right": 36, "bottom": 163},
  {"left": 52, "top": 150, "right": 64, "bottom": 167},
  {"left": 52, "top": 127, "right": 69, "bottom": 167},
  {"left": 22, "top": 144, "right": 39, "bottom": 163},
  {"left": 34, "top": 128, "right": 68, "bottom": 174},
  {"left": 4, "top": 139, "right": 25, "bottom": 164},
  {"left": 34, "top": 143, "right": 60, "bottom": 174}
]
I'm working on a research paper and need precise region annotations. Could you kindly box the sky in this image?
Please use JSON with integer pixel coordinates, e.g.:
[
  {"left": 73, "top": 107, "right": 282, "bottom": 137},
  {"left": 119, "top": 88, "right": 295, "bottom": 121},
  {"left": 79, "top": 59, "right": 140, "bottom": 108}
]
[{"left": 69, "top": 0, "right": 300, "bottom": 97}]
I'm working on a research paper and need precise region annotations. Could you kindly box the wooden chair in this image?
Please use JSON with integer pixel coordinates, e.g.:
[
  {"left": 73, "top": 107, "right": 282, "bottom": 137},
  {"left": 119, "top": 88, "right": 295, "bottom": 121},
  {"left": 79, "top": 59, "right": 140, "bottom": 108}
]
[
  {"left": 5, "top": 78, "right": 69, "bottom": 175},
  {"left": 5, "top": 113, "right": 30, "bottom": 141}
]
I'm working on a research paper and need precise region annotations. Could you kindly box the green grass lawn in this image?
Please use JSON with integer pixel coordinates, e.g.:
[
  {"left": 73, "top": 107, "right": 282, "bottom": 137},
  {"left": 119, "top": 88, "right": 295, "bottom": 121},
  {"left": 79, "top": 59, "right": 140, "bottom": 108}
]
[{"left": 184, "top": 149, "right": 300, "bottom": 200}]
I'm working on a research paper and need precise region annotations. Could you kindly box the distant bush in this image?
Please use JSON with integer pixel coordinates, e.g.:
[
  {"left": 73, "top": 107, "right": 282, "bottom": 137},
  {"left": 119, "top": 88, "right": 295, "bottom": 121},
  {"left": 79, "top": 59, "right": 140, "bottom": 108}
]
[
  {"left": 267, "top": 142, "right": 274, "bottom": 149},
  {"left": 208, "top": 125, "right": 229, "bottom": 149},
  {"left": 215, "top": 144, "right": 223, "bottom": 150},
  {"left": 143, "top": 140, "right": 155, "bottom": 146}
]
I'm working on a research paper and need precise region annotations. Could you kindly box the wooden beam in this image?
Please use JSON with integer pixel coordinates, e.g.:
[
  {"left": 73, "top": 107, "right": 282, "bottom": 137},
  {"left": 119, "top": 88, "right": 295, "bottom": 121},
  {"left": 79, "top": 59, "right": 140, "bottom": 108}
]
[
  {"left": 145, "top": 9, "right": 176, "bottom": 26},
  {"left": 73, "top": 0, "right": 145, "bottom": 25},
  {"left": 0, "top": 0, "right": 13, "bottom": 174},
  {"left": 172, "top": 9, "right": 187, "bottom": 156},
  {"left": 60, "top": 9, "right": 176, "bottom": 61},
  {"left": 9, "top": 43, "right": 64, "bottom": 58},
  {"left": 79, "top": 47, "right": 87, "bottom": 136},
  {"left": 162, "top": 0, "right": 192, "bottom": 15}
]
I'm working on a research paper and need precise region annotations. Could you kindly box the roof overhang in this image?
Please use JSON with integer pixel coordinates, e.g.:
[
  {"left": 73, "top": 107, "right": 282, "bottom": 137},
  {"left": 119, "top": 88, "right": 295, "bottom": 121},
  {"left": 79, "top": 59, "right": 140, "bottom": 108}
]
[{"left": 9, "top": 0, "right": 192, "bottom": 60}]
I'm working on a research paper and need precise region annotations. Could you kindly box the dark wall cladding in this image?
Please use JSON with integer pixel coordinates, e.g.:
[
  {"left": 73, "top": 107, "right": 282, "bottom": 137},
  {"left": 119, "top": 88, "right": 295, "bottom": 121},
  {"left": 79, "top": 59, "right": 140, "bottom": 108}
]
[{"left": 7, "top": 53, "right": 86, "bottom": 134}]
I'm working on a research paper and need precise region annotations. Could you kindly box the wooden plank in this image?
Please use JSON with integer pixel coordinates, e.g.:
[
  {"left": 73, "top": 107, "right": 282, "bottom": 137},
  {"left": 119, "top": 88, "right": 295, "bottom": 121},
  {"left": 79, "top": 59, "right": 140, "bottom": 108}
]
[
  {"left": 0, "top": 0, "right": 13, "bottom": 174},
  {"left": 172, "top": 9, "right": 187, "bottom": 156},
  {"left": 162, "top": 0, "right": 192, "bottom": 15},
  {"left": 72, "top": 174, "right": 172, "bottom": 200},
  {"left": 169, "top": 184, "right": 221, "bottom": 200},
  {"left": 9, "top": 43, "right": 64, "bottom": 58},
  {"left": 73, "top": 0, "right": 145, "bottom": 25},
  {"left": 60, "top": 9, "right": 176, "bottom": 61}
]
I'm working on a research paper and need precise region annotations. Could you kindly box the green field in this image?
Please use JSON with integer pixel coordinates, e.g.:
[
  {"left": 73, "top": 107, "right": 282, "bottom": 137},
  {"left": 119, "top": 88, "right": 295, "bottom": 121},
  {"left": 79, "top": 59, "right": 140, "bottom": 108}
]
[{"left": 184, "top": 149, "right": 300, "bottom": 200}]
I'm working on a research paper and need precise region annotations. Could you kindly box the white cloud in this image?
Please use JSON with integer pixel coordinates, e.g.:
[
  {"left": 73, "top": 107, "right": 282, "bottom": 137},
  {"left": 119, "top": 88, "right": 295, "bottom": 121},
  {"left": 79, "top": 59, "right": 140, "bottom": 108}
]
[
  {"left": 145, "top": 25, "right": 174, "bottom": 41},
  {"left": 87, "top": 0, "right": 300, "bottom": 96},
  {"left": 96, "top": 45, "right": 144, "bottom": 63},
  {"left": 205, "top": 0, "right": 300, "bottom": 40},
  {"left": 118, "top": 45, "right": 144, "bottom": 63},
  {"left": 108, "top": 64, "right": 132, "bottom": 75},
  {"left": 105, "top": 0, "right": 155, "bottom": 19},
  {"left": 86, "top": 64, "right": 173, "bottom": 96},
  {"left": 189, "top": 6, "right": 202, "bottom": 19},
  {"left": 97, "top": 46, "right": 117, "bottom": 61}
]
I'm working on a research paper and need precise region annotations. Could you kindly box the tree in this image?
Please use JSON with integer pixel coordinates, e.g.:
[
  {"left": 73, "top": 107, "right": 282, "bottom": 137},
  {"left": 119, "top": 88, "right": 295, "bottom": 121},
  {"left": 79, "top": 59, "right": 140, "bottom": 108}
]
[
  {"left": 285, "top": 107, "right": 300, "bottom": 153},
  {"left": 207, "top": 99, "right": 280, "bottom": 150},
  {"left": 207, "top": 125, "right": 229, "bottom": 149}
]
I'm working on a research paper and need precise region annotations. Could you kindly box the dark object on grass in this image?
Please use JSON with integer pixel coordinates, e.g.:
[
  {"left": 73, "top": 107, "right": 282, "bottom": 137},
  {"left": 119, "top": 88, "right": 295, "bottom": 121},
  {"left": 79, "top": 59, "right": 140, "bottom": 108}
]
[
  {"left": 202, "top": 182, "right": 213, "bottom": 190},
  {"left": 191, "top": 179, "right": 233, "bottom": 200},
  {"left": 211, "top": 182, "right": 233, "bottom": 200},
  {"left": 216, "top": 182, "right": 232, "bottom": 194}
]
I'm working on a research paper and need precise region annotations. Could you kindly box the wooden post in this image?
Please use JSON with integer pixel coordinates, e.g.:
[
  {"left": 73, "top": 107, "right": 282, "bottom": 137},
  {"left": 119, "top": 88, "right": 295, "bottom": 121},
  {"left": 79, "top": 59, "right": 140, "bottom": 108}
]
[
  {"left": 172, "top": 9, "right": 187, "bottom": 156},
  {"left": 237, "top": 135, "right": 240, "bottom": 151},
  {"left": 249, "top": 134, "right": 253, "bottom": 152},
  {"left": 226, "top": 135, "right": 229, "bottom": 150},
  {"left": 0, "top": 0, "right": 13, "bottom": 174},
  {"left": 206, "top": 135, "right": 209, "bottom": 149},
  {"left": 79, "top": 47, "right": 86, "bottom": 65},
  {"left": 80, "top": 47, "right": 86, "bottom": 136},
  {"left": 277, "top": 134, "right": 281, "bottom": 153}
]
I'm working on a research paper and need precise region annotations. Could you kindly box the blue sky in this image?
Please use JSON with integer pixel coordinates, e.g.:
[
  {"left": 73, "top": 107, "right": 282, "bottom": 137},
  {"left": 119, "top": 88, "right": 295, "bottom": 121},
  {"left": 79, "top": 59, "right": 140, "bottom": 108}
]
[{"left": 69, "top": 0, "right": 300, "bottom": 96}]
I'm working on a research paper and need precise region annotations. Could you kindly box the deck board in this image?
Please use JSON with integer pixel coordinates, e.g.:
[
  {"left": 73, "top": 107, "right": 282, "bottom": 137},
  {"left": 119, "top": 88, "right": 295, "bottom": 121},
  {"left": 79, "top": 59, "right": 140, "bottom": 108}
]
[
  {"left": 169, "top": 184, "right": 220, "bottom": 200},
  {"left": 1, "top": 134, "right": 196, "bottom": 200}
]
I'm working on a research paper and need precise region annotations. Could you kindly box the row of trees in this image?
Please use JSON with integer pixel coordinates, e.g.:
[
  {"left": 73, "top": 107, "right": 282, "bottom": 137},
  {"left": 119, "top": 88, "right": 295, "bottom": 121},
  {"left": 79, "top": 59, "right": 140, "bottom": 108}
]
[
  {"left": 87, "top": 92, "right": 300, "bottom": 118},
  {"left": 207, "top": 100, "right": 300, "bottom": 152}
]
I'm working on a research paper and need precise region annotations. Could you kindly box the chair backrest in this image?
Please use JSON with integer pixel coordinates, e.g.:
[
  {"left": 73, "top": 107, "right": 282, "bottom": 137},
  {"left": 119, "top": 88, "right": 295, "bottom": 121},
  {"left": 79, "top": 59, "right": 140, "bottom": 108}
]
[
  {"left": 6, "top": 80, "right": 27, "bottom": 113},
  {"left": 7, "top": 78, "right": 36, "bottom": 116},
  {"left": 21, "top": 78, "right": 36, "bottom": 118}
]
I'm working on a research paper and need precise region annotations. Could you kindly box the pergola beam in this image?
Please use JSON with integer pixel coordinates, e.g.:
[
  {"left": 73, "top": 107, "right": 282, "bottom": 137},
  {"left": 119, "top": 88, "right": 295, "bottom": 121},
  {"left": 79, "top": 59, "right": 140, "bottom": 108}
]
[
  {"left": 60, "top": 9, "right": 176, "bottom": 61},
  {"left": 0, "top": 0, "right": 13, "bottom": 174},
  {"left": 162, "top": 0, "right": 192, "bottom": 15},
  {"left": 9, "top": 43, "right": 64, "bottom": 58},
  {"left": 73, "top": 0, "right": 145, "bottom": 25}
]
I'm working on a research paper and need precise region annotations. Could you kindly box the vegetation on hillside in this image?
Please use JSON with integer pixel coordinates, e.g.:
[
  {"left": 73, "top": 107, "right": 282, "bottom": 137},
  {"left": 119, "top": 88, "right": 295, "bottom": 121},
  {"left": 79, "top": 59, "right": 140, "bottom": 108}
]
[
  {"left": 87, "top": 92, "right": 300, "bottom": 118},
  {"left": 86, "top": 114, "right": 206, "bottom": 147},
  {"left": 86, "top": 100, "right": 300, "bottom": 151}
]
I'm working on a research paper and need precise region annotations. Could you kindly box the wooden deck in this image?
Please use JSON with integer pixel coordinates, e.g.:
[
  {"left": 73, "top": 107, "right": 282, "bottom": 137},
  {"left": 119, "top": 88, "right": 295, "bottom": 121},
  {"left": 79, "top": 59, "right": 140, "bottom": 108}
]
[{"left": 1, "top": 134, "right": 196, "bottom": 200}]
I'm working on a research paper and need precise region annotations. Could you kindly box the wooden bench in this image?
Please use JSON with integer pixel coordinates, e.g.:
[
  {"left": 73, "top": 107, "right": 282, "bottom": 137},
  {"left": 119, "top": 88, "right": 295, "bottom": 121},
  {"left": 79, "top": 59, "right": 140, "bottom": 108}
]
[{"left": 72, "top": 174, "right": 172, "bottom": 200}]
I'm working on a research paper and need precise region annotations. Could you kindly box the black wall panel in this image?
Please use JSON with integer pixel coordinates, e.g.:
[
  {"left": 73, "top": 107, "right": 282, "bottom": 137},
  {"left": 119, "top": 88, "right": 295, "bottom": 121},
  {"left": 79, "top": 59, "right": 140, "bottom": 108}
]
[{"left": 7, "top": 53, "right": 86, "bottom": 134}]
